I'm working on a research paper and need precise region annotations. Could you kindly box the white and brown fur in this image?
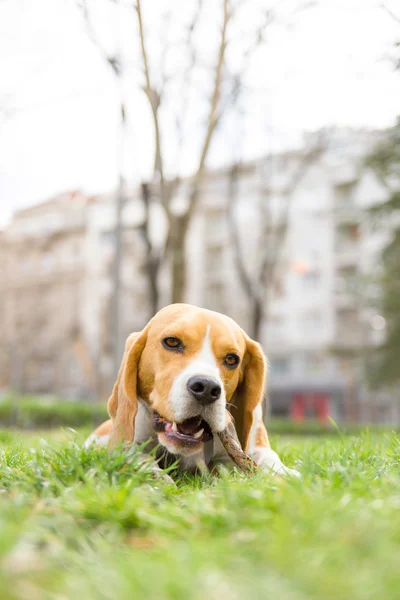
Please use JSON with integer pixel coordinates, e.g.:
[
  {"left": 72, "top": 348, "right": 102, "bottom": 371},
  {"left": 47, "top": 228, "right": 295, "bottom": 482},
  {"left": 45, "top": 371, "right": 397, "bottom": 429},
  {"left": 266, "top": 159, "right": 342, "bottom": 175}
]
[{"left": 85, "top": 304, "right": 298, "bottom": 477}]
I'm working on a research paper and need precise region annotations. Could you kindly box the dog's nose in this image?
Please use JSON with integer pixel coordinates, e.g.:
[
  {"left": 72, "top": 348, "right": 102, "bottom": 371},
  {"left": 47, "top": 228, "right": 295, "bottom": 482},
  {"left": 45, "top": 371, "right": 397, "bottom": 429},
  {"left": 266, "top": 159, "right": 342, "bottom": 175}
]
[{"left": 187, "top": 375, "right": 221, "bottom": 405}]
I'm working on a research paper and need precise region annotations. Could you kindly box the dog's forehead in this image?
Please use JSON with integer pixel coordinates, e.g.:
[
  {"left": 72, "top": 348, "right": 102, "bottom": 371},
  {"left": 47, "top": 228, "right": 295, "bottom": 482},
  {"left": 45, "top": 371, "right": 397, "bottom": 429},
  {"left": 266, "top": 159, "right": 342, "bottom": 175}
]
[{"left": 149, "top": 304, "right": 245, "bottom": 350}]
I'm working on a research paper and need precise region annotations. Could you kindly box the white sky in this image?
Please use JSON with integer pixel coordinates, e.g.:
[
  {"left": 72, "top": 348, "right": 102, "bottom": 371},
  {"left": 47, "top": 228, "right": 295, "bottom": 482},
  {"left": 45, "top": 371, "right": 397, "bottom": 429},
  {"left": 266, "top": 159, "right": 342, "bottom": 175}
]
[{"left": 0, "top": 0, "right": 399, "bottom": 227}]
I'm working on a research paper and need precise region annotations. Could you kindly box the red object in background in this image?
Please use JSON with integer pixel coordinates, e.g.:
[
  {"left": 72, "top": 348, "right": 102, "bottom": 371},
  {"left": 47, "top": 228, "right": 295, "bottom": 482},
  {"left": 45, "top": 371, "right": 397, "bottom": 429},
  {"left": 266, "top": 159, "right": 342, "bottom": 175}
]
[
  {"left": 291, "top": 394, "right": 306, "bottom": 421},
  {"left": 314, "top": 393, "right": 330, "bottom": 423},
  {"left": 290, "top": 393, "right": 330, "bottom": 423}
]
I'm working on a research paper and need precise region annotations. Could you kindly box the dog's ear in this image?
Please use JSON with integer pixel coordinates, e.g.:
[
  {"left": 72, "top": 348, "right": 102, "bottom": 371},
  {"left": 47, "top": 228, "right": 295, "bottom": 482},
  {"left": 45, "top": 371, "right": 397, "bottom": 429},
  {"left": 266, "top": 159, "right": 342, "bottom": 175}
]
[
  {"left": 107, "top": 327, "right": 148, "bottom": 449},
  {"left": 230, "top": 333, "right": 266, "bottom": 452}
]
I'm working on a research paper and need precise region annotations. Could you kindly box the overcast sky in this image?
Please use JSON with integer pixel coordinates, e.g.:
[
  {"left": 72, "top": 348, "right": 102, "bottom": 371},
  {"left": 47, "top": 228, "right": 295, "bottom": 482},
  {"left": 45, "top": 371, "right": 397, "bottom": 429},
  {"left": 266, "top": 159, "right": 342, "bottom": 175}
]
[{"left": 0, "top": 0, "right": 399, "bottom": 227}]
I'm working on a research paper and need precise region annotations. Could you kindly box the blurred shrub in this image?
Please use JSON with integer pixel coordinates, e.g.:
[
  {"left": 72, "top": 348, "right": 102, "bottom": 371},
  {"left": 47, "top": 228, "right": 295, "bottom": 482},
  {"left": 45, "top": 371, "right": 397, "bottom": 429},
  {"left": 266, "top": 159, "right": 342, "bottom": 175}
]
[
  {"left": 0, "top": 396, "right": 395, "bottom": 434},
  {"left": 268, "top": 418, "right": 395, "bottom": 436},
  {"left": 0, "top": 395, "right": 107, "bottom": 429}
]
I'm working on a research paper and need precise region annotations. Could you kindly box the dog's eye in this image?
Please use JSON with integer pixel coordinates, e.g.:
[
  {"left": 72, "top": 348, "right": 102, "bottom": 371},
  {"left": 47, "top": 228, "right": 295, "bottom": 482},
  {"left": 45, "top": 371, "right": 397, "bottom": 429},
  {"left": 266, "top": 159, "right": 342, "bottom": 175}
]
[
  {"left": 224, "top": 353, "right": 240, "bottom": 368},
  {"left": 162, "top": 336, "right": 183, "bottom": 351}
]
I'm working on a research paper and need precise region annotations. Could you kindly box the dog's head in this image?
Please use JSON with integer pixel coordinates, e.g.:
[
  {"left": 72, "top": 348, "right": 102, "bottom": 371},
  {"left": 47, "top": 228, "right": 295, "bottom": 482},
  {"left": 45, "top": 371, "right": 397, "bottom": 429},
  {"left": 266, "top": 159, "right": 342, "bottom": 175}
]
[{"left": 108, "top": 304, "right": 266, "bottom": 456}]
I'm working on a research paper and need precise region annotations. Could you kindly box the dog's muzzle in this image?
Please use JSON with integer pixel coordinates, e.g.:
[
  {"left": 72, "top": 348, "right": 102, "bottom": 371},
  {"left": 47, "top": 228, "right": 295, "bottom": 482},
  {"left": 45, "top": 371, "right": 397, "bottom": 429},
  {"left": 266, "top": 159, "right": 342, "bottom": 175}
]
[{"left": 153, "top": 411, "right": 213, "bottom": 448}]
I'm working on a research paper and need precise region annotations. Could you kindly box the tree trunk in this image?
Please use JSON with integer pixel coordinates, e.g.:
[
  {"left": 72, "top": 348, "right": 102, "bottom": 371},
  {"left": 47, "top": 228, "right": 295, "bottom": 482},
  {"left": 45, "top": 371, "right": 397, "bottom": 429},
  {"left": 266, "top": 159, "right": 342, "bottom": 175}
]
[
  {"left": 169, "top": 214, "right": 189, "bottom": 304},
  {"left": 171, "top": 246, "right": 186, "bottom": 304},
  {"left": 147, "top": 259, "right": 159, "bottom": 316},
  {"left": 251, "top": 297, "right": 264, "bottom": 342},
  {"left": 111, "top": 175, "right": 125, "bottom": 380},
  {"left": 140, "top": 183, "right": 160, "bottom": 317}
]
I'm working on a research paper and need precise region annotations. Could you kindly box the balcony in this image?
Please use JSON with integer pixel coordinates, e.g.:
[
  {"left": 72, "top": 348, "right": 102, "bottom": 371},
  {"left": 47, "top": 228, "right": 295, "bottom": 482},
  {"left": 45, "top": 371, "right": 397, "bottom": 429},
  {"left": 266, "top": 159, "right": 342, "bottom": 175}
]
[
  {"left": 334, "top": 243, "right": 360, "bottom": 267},
  {"left": 334, "top": 307, "right": 365, "bottom": 349},
  {"left": 335, "top": 291, "right": 358, "bottom": 309},
  {"left": 334, "top": 204, "right": 360, "bottom": 224}
]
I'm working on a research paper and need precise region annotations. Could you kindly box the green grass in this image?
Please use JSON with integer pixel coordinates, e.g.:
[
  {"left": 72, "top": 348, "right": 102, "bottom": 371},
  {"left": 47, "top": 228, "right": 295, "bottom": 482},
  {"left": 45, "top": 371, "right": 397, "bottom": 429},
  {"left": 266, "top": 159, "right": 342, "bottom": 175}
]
[{"left": 0, "top": 428, "right": 399, "bottom": 599}]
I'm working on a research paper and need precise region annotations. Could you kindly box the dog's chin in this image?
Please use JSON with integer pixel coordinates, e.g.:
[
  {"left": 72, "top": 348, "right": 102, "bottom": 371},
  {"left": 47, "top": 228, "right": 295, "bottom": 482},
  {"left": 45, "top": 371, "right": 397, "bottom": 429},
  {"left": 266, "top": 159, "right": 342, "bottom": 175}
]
[
  {"left": 156, "top": 431, "right": 204, "bottom": 457},
  {"left": 152, "top": 411, "right": 213, "bottom": 457}
]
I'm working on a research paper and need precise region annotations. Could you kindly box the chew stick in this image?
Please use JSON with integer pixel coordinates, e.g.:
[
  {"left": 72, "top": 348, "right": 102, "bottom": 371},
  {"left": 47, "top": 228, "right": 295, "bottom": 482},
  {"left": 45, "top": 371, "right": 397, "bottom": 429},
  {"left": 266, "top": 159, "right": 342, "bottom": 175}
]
[{"left": 217, "top": 428, "right": 258, "bottom": 473}]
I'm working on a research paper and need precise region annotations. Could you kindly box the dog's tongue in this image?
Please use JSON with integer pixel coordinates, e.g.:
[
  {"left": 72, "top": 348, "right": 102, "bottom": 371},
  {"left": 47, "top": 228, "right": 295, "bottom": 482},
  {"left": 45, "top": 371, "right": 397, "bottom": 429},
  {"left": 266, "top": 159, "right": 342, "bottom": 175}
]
[{"left": 178, "top": 416, "right": 202, "bottom": 435}]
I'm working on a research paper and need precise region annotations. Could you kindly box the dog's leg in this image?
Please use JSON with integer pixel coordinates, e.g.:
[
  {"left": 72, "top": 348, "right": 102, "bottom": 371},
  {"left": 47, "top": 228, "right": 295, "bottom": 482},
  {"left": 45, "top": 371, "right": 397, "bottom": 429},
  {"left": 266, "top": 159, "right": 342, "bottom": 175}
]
[{"left": 248, "top": 405, "right": 300, "bottom": 477}]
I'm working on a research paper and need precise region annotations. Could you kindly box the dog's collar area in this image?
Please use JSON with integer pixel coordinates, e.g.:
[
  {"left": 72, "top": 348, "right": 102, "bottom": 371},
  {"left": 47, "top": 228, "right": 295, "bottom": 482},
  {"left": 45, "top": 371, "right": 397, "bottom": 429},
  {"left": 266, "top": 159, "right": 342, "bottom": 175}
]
[{"left": 152, "top": 411, "right": 213, "bottom": 444}]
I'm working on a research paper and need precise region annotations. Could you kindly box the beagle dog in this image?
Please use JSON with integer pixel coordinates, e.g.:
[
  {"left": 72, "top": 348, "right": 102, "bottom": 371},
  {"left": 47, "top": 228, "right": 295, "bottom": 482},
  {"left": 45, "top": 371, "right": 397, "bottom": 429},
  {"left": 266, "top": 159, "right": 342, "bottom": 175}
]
[{"left": 85, "top": 304, "right": 298, "bottom": 477}]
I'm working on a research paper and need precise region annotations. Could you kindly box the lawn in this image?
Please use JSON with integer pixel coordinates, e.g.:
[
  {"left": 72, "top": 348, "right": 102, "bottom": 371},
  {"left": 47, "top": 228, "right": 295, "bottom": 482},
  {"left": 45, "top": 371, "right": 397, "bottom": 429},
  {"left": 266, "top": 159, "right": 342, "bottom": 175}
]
[{"left": 0, "top": 428, "right": 399, "bottom": 599}]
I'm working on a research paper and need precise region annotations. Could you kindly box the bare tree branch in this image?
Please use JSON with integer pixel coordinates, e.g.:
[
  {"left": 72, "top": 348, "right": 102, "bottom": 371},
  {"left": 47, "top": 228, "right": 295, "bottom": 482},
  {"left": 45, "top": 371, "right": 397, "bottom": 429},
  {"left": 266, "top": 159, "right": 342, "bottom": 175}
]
[
  {"left": 80, "top": 0, "right": 122, "bottom": 76},
  {"left": 259, "top": 133, "right": 328, "bottom": 291},
  {"left": 80, "top": 0, "right": 127, "bottom": 382},
  {"left": 228, "top": 132, "right": 328, "bottom": 339},
  {"left": 165, "top": 0, "right": 231, "bottom": 303},
  {"left": 136, "top": 0, "right": 165, "bottom": 202},
  {"left": 222, "top": 8, "right": 275, "bottom": 111},
  {"left": 0, "top": 95, "right": 13, "bottom": 128},
  {"left": 227, "top": 163, "right": 258, "bottom": 300},
  {"left": 158, "top": 10, "right": 173, "bottom": 97},
  {"left": 175, "top": 0, "right": 204, "bottom": 174},
  {"left": 186, "top": 0, "right": 230, "bottom": 220},
  {"left": 138, "top": 183, "right": 160, "bottom": 315},
  {"left": 381, "top": 2, "right": 400, "bottom": 25}
]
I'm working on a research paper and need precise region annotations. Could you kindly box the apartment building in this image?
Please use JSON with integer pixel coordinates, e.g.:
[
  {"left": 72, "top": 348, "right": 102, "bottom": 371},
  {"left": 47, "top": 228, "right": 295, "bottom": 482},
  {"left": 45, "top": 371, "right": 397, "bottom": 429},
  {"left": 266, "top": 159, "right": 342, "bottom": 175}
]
[
  {"left": 190, "top": 130, "right": 393, "bottom": 422},
  {"left": 0, "top": 192, "right": 95, "bottom": 397},
  {"left": 0, "top": 128, "right": 395, "bottom": 422},
  {"left": 0, "top": 190, "right": 152, "bottom": 399}
]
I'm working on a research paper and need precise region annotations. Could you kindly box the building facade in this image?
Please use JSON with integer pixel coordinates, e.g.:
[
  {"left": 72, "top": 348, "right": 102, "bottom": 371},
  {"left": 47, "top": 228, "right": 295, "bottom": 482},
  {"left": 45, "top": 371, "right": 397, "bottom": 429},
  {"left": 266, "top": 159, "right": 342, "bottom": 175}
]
[
  {"left": 0, "top": 129, "right": 397, "bottom": 422},
  {"left": 191, "top": 130, "right": 395, "bottom": 423}
]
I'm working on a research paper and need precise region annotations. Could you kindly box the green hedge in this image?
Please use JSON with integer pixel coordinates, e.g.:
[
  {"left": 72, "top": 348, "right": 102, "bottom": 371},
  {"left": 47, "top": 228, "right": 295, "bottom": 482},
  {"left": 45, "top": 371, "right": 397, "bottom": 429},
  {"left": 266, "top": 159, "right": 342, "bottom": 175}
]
[
  {"left": 268, "top": 418, "right": 395, "bottom": 436},
  {"left": 0, "top": 396, "right": 108, "bottom": 429},
  {"left": 0, "top": 396, "right": 395, "bottom": 434}
]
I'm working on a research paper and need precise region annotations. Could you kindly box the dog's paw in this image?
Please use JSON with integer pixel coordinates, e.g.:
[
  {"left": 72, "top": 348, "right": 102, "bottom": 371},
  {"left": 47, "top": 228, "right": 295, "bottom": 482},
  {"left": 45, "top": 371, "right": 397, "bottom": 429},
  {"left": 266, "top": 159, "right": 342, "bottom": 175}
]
[
  {"left": 253, "top": 448, "right": 301, "bottom": 478},
  {"left": 275, "top": 464, "right": 301, "bottom": 478},
  {"left": 145, "top": 461, "right": 176, "bottom": 486},
  {"left": 142, "top": 460, "right": 175, "bottom": 485}
]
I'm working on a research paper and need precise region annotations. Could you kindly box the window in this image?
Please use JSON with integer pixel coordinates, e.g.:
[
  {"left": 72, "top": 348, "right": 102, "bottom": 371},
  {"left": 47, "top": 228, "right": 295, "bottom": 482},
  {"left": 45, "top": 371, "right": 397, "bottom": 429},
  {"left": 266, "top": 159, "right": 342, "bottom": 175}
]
[
  {"left": 101, "top": 231, "right": 115, "bottom": 260},
  {"left": 39, "top": 362, "right": 54, "bottom": 384},
  {"left": 273, "top": 273, "right": 285, "bottom": 297},
  {"left": 302, "top": 270, "right": 320, "bottom": 289},
  {"left": 206, "top": 282, "right": 225, "bottom": 311},
  {"left": 19, "top": 257, "right": 30, "bottom": 273},
  {"left": 268, "top": 316, "right": 285, "bottom": 339},
  {"left": 302, "top": 310, "right": 322, "bottom": 330},
  {"left": 73, "top": 242, "right": 81, "bottom": 258},
  {"left": 206, "top": 245, "right": 224, "bottom": 283},
  {"left": 270, "top": 356, "right": 290, "bottom": 376},
  {"left": 302, "top": 351, "right": 324, "bottom": 374},
  {"left": 334, "top": 181, "right": 357, "bottom": 205},
  {"left": 41, "top": 252, "right": 54, "bottom": 272},
  {"left": 101, "top": 231, "right": 115, "bottom": 248},
  {"left": 207, "top": 244, "right": 223, "bottom": 263},
  {"left": 337, "top": 265, "right": 358, "bottom": 292},
  {"left": 348, "top": 224, "right": 360, "bottom": 239},
  {"left": 337, "top": 307, "right": 358, "bottom": 327},
  {"left": 336, "top": 223, "right": 360, "bottom": 248}
]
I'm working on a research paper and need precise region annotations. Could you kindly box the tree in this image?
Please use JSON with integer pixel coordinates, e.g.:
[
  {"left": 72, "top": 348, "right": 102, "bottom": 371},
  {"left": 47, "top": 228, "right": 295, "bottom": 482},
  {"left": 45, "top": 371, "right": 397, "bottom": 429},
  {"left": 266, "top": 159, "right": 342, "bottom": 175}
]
[
  {"left": 228, "top": 131, "right": 327, "bottom": 340},
  {"left": 80, "top": 0, "right": 127, "bottom": 378},
  {"left": 80, "top": 0, "right": 281, "bottom": 312},
  {"left": 82, "top": 0, "right": 231, "bottom": 308},
  {"left": 135, "top": 0, "right": 231, "bottom": 305},
  {"left": 136, "top": 0, "right": 316, "bottom": 308},
  {"left": 366, "top": 118, "right": 400, "bottom": 388}
]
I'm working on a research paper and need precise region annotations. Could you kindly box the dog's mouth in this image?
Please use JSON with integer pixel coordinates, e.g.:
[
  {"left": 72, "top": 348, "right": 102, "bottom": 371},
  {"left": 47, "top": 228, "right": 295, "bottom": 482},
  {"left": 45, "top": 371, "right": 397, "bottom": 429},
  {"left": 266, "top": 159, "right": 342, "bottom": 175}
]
[{"left": 153, "top": 411, "right": 213, "bottom": 446}]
